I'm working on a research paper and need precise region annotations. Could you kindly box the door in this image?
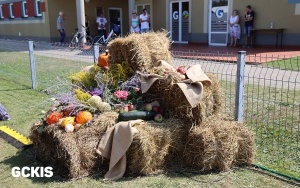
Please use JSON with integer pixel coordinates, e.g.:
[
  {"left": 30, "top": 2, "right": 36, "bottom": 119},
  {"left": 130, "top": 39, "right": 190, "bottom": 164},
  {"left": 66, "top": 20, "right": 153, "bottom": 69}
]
[
  {"left": 209, "top": 0, "right": 229, "bottom": 46},
  {"left": 108, "top": 8, "right": 122, "bottom": 36},
  {"left": 170, "top": 1, "right": 190, "bottom": 43}
]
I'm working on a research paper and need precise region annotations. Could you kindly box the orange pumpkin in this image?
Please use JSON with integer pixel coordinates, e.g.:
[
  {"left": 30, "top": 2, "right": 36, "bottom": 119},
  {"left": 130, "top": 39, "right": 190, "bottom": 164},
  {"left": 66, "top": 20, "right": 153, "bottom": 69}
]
[
  {"left": 97, "top": 51, "right": 110, "bottom": 67},
  {"left": 46, "top": 112, "right": 63, "bottom": 125},
  {"left": 75, "top": 111, "right": 93, "bottom": 124}
]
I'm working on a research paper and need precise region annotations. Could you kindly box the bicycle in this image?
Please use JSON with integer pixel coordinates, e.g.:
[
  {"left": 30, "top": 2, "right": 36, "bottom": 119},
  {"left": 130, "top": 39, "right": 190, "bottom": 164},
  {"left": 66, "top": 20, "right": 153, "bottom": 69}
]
[
  {"left": 92, "top": 23, "right": 120, "bottom": 52},
  {"left": 68, "top": 25, "right": 93, "bottom": 51}
]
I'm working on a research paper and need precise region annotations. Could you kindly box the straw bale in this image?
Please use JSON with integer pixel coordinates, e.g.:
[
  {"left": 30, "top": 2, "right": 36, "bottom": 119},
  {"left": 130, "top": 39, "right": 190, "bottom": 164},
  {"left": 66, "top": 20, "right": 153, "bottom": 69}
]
[
  {"left": 107, "top": 31, "right": 172, "bottom": 72},
  {"left": 126, "top": 119, "right": 184, "bottom": 175},
  {"left": 183, "top": 115, "right": 254, "bottom": 172},
  {"left": 147, "top": 73, "right": 222, "bottom": 126},
  {"left": 234, "top": 125, "right": 255, "bottom": 165},
  {"left": 30, "top": 112, "right": 119, "bottom": 179}
]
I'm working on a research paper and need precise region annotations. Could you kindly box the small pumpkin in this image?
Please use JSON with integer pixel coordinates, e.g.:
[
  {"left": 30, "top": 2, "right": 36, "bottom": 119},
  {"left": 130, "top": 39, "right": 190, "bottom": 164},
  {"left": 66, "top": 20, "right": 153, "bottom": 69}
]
[
  {"left": 46, "top": 112, "right": 63, "bottom": 125},
  {"left": 75, "top": 111, "right": 93, "bottom": 124},
  {"left": 60, "top": 116, "right": 75, "bottom": 127},
  {"left": 97, "top": 51, "right": 110, "bottom": 67}
]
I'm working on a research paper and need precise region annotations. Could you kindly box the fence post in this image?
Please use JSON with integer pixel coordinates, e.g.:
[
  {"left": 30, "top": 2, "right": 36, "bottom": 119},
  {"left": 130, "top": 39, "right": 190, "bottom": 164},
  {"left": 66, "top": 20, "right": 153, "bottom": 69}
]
[
  {"left": 28, "top": 41, "right": 36, "bottom": 89},
  {"left": 235, "top": 51, "right": 246, "bottom": 122},
  {"left": 93, "top": 43, "right": 99, "bottom": 64}
]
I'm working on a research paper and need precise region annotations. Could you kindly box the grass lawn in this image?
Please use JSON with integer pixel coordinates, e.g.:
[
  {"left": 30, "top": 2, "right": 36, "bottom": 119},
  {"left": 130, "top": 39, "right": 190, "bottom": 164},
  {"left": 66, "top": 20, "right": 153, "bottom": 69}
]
[
  {"left": 264, "top": 56, "right": 300, "bottom": 71},
  {"left": 0, "top": 51, "right": 299, "bottom": 187}
]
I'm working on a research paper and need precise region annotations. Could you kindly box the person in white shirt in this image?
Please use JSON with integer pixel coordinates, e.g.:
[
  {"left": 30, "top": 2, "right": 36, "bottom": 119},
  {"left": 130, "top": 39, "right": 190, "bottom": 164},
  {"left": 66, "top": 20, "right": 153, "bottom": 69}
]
[
  {"left": 139, "top": 9, "right": 150, "bottom": 33},
  {"left": 96, "top": 13, "right": 107, "bottom": 38},
  {"left": 228, "top": 10, "right": 241, "bottom": 47}
]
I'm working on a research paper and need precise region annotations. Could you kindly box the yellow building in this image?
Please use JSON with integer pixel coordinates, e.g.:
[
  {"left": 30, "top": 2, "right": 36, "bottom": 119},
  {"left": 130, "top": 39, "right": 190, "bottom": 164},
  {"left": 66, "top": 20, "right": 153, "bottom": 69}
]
[{"left": 0, "top": 0, "right": 299, "bottom": 46}]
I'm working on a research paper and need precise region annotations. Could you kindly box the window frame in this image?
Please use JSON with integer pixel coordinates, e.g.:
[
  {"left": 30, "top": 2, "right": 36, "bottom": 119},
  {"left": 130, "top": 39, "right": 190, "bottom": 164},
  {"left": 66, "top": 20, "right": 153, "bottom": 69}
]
[
  {"left": 34, "top": 0, "right": 42, "bottom": 17},
  {"left": 21, "top": 1, "right": 28, "bottom": 18},
  {"left": 0, "top": 5, "right": 4, "bottom": 19},
  {"left": 9, "top": 3, "right": 14, "bottom": 19}
]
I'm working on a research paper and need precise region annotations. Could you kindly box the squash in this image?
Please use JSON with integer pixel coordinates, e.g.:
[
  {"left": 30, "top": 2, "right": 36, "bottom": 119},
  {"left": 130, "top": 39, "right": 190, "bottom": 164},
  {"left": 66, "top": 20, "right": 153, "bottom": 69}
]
[
  {"left": 97, "top": 50, "right": 110, "bottom": 67},
  {"left": 60, "top": 116, "right": 75, "bottom": 127},
  {"left": 46, "top": 112, "right": 63, "bottom": 125},
  {"left": 75, "top": 111, "right": 93, "bottom": 124},
  {"left": 118, "top": 110, "right": 158, "bottom": 121}
]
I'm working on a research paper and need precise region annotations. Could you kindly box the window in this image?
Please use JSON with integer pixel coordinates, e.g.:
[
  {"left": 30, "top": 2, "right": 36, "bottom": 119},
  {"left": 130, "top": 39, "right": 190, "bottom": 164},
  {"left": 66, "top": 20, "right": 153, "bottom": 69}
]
[
  {"left": 96, "top": 7, "right": 103, "bottom": 17},
  {"left": 0, "top": 5, "right": 4, "bottom": 19},
  {"left": 22, "top": 1, "right": 28, "bottom": 18},
  {"left": 35, "top": 0, "right": 42, "bottom": 17},
  {"left": 9, "top": 3, "right": 14, "bottom": 19}
]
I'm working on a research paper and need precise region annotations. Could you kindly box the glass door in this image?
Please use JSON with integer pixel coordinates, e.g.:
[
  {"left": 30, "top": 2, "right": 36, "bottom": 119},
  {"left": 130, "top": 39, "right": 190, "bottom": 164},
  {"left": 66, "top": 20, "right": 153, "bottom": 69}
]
[
  {"left": 108, "top": 8, "right": 122, "bottom": 36},
  {"left": 209, "top": 0, "right": 229, "bottom": 46},
  {"left": 170, "top": 1, "right": 190, "bottom": 43}
]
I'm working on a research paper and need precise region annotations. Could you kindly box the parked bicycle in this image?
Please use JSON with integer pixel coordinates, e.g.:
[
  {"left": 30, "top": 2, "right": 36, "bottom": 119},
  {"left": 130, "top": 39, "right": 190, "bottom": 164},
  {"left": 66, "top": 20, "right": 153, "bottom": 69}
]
[
  {"left": 92, "top": 23, "right": 120, "bottom": 52},
  {"left": 68, "top": 25, "right": 93, "bottom": 51}
]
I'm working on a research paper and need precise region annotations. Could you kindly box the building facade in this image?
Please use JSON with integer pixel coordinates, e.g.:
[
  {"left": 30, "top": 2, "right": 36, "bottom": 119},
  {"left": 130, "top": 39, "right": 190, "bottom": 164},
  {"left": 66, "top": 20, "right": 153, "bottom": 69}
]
[{"left": 0, "top": 0, "right": 299, "bottom": 46}]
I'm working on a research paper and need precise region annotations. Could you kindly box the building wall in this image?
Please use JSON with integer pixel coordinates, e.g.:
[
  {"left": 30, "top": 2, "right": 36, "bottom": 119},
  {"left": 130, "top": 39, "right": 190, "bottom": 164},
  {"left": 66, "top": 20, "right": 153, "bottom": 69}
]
[
  {"left": 0, "top": 0, "right": 129, "bottom": 42},
  {"left": 0, "top": 0, "right": 51, "bottom": 41},
  {"left": 232, "top": 1, "right": 300, "bottom": 45}
]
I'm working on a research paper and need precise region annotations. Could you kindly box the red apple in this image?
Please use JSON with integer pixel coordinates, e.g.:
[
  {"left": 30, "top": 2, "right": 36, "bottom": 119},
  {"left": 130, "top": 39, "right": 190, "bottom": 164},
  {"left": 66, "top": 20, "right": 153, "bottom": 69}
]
[
  {"left": 128, "top": 104, "right": 135, "bottom": 111},
  {"left": 154, "top": 114, "right": 163, "bottom": 123},
  {"left": 176, "top": 66, "right": 187, "bottom": 74},
  {"left": 152, "top": 106, "right": 160, "bottom": 112},
  {"left": 120, "top": 106, "right": 129, "bottom": 113}
]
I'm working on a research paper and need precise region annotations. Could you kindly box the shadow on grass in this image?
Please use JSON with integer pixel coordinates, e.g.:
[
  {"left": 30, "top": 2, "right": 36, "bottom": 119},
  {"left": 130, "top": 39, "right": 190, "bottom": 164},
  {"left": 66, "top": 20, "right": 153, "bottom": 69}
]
[
  {"left": 1, "top": 148, "right": 70, "bottom": 184},
  {"left": 0, "top": 88, "right": 32, "bottom": 91}
]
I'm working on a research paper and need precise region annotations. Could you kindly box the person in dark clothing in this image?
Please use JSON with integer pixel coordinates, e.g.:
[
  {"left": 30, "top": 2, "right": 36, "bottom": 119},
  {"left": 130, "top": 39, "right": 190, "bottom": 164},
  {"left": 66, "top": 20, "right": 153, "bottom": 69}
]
[{"left": 243, "top": 5, "right": 255, "bottom": 48}]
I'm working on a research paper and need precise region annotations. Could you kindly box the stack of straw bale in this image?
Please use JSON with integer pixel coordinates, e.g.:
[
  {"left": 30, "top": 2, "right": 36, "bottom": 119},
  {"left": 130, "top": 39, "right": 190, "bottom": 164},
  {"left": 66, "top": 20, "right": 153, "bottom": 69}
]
[
  {"left": 107, "top": 31, "right": 172, "bottom": 73},
  {"left": 147, "top": 73, "right": 222, "bottom": 126},
  {"left": 30, "top": 112, "right": 118, "bottom": 179},
  {"left": 183, "top": 114, "right": 255, "bottom": 172},
  {"left": 126, "top": 119, "right": 185, "bottom": 175}
]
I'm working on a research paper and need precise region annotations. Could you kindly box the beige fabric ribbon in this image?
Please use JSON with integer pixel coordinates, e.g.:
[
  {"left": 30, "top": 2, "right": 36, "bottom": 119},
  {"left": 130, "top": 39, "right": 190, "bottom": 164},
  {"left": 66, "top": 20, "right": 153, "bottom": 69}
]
[
  {"left": 139, "top": 62, "right": 212, "bottom": 108},
  {"left": 96, "top": 119, "right": 143, "bottom": 180}
]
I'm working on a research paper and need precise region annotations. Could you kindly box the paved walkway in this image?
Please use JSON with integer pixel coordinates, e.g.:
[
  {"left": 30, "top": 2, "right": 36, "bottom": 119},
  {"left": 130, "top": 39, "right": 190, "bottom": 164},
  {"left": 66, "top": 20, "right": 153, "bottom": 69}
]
[
  {"left": 0, "top": 39, "right": 299, "bottom": 90},
  {"left": 171, "top": 43, "right": 300, "bottom": 64}
]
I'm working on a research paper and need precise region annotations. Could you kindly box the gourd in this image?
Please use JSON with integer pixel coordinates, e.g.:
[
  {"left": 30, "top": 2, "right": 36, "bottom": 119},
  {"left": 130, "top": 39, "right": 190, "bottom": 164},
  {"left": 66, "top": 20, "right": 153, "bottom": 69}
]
[
  {"left": 46, "top": 112, "right": 63, "bottom": 125},
  {"left": 65, "top": 124, "right": 74, "bottom": 133},
  {"left": 60, "top": 116, "right": 75, "bottom": 127},
  {"left": 97, "top": 50, "right": 110, "bottom": 67},
  {"left": 98, "top": 102, "right": 112, "bottom": 112},
  {"left": 75, "top": 111, "right": 93, "bottom": 124},
  {"left": 118, "top": 110, "right": 158, "bottom": 121},
  {"left": 88, "top": 95, "right": 102, "bottom": 107}
]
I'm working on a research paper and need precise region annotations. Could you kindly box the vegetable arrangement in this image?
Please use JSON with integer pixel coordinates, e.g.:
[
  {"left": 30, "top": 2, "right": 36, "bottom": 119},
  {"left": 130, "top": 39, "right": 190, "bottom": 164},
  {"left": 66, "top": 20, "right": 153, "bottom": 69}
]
[{"left": 38, "top": 52, "right": 188, "bottom": 134}]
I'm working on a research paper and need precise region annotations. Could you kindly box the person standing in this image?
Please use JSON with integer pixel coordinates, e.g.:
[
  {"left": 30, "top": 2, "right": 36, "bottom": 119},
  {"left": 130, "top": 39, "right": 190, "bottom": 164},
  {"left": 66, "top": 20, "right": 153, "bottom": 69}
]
[
  {"left": 57, "top": 11, "right": 66, "bottom": 45},
  {"left": 228, "top": 10, "right": 240, "bottom": 47},
  {"left": 130, "top": 10, "right": 140, "bottom": 33},
  {"left": 139, "top": 8, "right": 150, "bottom": 33},
  {"left": 243, "top": 5, "right": 255, "bottom": 48},
  {"left": 85, "top": 15, "right": 90, "bottom": 36},
  {"left": 96, "top": 13, "right": 107, "bottom": 38}
]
